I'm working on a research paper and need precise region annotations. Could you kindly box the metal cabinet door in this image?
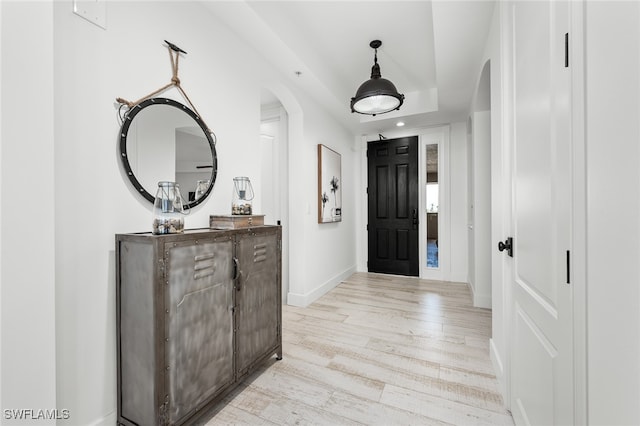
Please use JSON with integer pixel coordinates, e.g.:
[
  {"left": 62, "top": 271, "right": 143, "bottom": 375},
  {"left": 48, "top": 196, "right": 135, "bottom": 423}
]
[
  {"left": 235, "top": 230, "right": 280, "bottom": 375},
  {"left": 164, "top": 236, "right": 235, "bottom": 423}
]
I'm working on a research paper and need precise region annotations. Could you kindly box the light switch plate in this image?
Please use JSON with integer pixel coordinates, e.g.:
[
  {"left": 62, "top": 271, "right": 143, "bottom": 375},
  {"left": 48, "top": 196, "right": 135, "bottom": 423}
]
[{"left": 73, "top": 0, "right": 106, "bottom": 30}]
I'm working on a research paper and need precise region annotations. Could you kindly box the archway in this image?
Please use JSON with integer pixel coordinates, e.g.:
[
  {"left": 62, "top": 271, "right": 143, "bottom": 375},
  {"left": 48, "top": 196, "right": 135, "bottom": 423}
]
[
  {"left": 468, "top": 59, "right": 492, "bottom": 308},
  {"left": 259, "top": 84, "right": 303, "bottom": 304}
]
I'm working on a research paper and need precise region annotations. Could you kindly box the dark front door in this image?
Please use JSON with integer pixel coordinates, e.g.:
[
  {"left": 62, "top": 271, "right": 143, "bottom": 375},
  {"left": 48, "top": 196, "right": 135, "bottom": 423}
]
[{"left": 367, "top": 136, "right": 419, "bottom": 276}]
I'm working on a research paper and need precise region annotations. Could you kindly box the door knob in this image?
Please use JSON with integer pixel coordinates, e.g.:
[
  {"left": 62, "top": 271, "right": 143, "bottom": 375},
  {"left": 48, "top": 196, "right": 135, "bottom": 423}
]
[{"left": 498, "top": 237, "right": 513, "bottom": 257}]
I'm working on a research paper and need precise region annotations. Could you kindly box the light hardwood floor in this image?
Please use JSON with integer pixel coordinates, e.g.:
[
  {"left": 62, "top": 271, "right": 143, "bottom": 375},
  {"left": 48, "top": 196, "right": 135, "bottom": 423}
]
[{"left": 204, "top": 272, "right": 513, "bottom": 425}]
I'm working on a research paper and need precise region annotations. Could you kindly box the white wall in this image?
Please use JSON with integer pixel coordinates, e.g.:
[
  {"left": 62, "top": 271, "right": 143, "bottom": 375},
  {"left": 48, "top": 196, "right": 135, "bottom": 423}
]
[
  {"left": 1, "top": 2, "right": 57, "bottom": 424},
  {"left": 585, "top": 2, "right": 640, "bottom": 424},
  {"left": 448, "top": 122, "right": 469, "bottom": 283},
  {"left": 287, "top": 92, "right": 357, "bottom": 306},
  {"left": 0, "top": 1, "right": 357, "bottom": 424}
]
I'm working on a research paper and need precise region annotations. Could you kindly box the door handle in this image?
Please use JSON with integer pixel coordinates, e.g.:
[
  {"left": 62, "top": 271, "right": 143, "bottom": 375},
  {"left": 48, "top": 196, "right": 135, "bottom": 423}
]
[
  {"left": 412, "top": 209, "right": 418, "bottom": 226},
  {"left": 498, "top": 237, "right": 513, "bottom": 257},
  {"left": 233, "top": 257, "right": 241, "bottom": 291}
]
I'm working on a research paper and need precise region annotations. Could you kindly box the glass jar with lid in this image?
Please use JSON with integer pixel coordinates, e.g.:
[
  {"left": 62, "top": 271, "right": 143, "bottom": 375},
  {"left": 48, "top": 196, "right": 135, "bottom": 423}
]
[
  {"left": 152, "top": 181, "right": 187, "bottom": 234},
  {"left": 231, "top": 177, "right": 254, "bottom": 215}
]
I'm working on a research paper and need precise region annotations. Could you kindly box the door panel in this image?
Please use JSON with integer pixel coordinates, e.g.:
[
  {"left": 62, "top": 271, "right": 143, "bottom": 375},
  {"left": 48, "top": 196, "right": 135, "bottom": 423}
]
[
  {"left": 396, "top": 164, "right": 409, "bottom": 218},
  {"left": 396, "top": 229, "right": 409, "bottom": 260},
  {"left": 376, "top": 166, "right": 389, "bottom": 217},
  {"left": 165, "top": 238, "right": 235, "bottom": 423},
  {"left": 235, "top": 230, "right": 280, "bottom": 375},
  {"left": 514, "top": 305, "right": 556, "bottom": 426},
  {"left": 368, "top": 136, "right": 419, "bottom": 276},
  {"left": 510, "top": 1, "right": 573, "bottom": 424},
  {"left": 376, "top": 229, "right": 389, "bottom": 259}
]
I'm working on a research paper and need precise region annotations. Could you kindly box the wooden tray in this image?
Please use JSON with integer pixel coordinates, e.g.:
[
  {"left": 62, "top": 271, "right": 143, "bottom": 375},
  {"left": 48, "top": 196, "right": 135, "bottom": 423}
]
[{"left": 209, "top": 214, "right": 265, "bottom": 229}]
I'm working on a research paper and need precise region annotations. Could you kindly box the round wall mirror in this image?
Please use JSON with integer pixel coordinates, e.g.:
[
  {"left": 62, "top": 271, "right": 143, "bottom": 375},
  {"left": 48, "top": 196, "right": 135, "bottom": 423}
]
[{"left": 119, "top": 98, "right": 218, "bottom": 208}]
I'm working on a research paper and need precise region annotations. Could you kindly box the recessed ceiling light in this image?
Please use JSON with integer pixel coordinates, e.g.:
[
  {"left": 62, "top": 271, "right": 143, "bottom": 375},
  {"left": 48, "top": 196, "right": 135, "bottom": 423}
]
[{"left": 396, "top": 121, "right": 405, "bottom": 127}]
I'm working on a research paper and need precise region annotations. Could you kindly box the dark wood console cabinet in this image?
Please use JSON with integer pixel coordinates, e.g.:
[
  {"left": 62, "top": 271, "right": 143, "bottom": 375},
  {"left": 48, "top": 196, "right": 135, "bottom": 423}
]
[{"left": 115, "top": 226, "right": 282, "bottom": 425}]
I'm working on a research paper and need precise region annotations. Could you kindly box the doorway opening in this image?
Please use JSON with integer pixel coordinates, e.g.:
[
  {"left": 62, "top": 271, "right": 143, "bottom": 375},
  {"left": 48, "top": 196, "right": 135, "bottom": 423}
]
[
  {"left": 366, "top": 136, "right": 420, "bottom": 277},
  {"left": 468, "top": 59, "right": 492, "bottom": 308},
  {"left": 260, "top": 88, "right": 289, "bottom": 302},
  {"left": 362, "top": 127, "right": 450, "bottom": 281}
]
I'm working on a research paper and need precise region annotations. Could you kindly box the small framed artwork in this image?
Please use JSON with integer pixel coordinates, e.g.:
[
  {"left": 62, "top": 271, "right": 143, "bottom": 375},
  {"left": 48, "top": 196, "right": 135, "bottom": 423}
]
[{"left": 318, "top": 144, "right": 342, "bottom": 223}]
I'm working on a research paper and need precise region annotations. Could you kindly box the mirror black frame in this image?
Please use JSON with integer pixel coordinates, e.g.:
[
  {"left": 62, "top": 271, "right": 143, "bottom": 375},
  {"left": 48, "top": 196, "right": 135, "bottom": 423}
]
[{"left": 119, "top": 97, "right": 218, "bottom": 208}]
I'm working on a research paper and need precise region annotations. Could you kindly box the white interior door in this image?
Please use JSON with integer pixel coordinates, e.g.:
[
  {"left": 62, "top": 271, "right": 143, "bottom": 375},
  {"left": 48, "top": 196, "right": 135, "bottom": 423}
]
[
  {"left": 509, "top": 1, "right": 573, "bottom": 424},
  {"left": 260, "top": 120, "right": 280, "bottom": 226},
  {"left": 467, "top": 119, "right": 475, "bottom": 288}
]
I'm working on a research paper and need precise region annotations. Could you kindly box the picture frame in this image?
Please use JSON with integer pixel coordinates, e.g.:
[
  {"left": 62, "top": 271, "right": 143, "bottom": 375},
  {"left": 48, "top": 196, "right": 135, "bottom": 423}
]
[{"left": 317, "top": 144, "right": 342, "bottom": 223}]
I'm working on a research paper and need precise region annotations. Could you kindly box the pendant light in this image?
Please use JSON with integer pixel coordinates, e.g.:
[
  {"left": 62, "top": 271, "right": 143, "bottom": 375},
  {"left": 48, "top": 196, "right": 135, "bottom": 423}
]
[{"left": 350, "top": 40, "right": 405, "bottom": 116}]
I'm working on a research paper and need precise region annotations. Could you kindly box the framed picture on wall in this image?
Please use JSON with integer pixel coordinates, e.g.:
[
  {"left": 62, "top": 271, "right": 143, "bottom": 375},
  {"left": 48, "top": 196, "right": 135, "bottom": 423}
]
[{"left": 317, "top": 144, "right": 342, "bottom": 223}]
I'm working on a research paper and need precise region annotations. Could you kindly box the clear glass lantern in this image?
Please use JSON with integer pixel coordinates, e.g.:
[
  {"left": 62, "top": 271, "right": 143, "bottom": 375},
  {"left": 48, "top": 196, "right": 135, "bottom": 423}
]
[
  {"left": 231, "top": 176, "right": 254, "bottom": 215},
  {"left": 152, "top": 181, "right": 187, "bottom": 234},
  {"left": 194, "top": 179, "right": 210, "bottom": 200}
]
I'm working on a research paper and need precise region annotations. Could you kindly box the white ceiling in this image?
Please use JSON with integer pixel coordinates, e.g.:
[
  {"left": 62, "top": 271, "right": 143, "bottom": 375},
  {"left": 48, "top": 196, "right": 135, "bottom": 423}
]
[{"left": 203, "top": 1, "right": 495, "bottom": 135}]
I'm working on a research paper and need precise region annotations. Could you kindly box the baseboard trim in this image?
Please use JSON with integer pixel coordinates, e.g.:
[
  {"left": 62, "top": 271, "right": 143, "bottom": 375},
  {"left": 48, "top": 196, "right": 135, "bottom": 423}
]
[
  {"left": 286, "top": 291, "right": 307, "bottom": 307},
  {"left": 450, "top": 272, "right": 467, "bottom": 284},
  {"left": 287, "top": 265, "right": 356, "bottom": 307},
  {"left": 467, "top": 279, "right": 491, "bottom": 309},
  {"left": 474, "top": 293, "right": 492, "bottom": 309},
  {"left": 490, "top": 337, "right": 508, "bottom": 406},
  {"left": 466, "top": 278, "right": 474, "bottom": 294}
]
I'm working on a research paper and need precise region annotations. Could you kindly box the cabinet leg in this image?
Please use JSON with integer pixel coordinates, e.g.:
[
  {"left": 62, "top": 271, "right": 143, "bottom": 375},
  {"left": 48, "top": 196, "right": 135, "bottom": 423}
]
[{"left": 276, "top": 348, "right": 283, "bottom": 361}]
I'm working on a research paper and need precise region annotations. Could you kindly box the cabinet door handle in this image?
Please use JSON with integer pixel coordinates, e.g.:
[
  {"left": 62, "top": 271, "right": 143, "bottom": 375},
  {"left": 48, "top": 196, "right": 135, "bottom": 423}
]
[{"left": 233, "top": 257, "right": 240, "bottom": 282}]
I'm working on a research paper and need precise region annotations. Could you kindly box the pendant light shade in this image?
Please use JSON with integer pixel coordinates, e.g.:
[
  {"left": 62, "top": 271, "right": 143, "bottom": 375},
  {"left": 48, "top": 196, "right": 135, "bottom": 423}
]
[{"left": 351, "top": 40, "right": 404, "bottom": 116}]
